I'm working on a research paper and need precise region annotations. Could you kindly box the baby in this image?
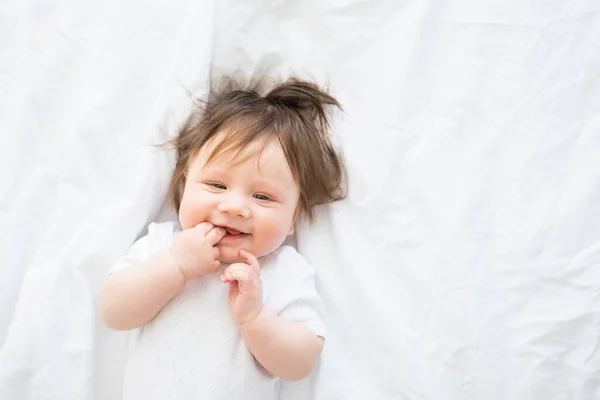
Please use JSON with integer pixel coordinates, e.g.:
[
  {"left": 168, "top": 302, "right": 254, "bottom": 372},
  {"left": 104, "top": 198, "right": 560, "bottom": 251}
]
[{"left": 100, "top": 77, "right": 346, "bottom": 399}]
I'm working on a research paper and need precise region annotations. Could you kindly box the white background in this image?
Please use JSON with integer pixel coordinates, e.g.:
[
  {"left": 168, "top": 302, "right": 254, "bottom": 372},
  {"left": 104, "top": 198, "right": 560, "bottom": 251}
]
[{"left": 1, "top": 1, "right": 600, "bottom": 399}]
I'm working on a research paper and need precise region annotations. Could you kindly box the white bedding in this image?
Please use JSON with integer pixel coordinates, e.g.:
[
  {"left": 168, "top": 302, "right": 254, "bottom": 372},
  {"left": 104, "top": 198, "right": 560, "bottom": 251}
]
[{"left": 1, "top": 1, "right": 600, "bottom": 399}]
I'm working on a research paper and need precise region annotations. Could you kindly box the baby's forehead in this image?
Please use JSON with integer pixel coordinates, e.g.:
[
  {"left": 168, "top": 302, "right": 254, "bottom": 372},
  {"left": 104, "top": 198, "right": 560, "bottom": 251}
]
[{"left": 194, "top": 134, "right": 287, "bottom": 173}]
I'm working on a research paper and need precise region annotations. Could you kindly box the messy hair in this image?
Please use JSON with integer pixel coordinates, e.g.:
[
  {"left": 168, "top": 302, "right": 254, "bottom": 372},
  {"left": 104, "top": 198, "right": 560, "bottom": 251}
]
[{"left": 168, "top": 76, "right": 347, "bottom": 223}]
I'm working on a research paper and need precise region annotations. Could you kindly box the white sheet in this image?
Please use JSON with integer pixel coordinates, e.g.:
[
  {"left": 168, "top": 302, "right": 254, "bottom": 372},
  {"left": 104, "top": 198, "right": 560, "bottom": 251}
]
[{"left": 2, "top": 1, "right": 600, "bottom": 399}]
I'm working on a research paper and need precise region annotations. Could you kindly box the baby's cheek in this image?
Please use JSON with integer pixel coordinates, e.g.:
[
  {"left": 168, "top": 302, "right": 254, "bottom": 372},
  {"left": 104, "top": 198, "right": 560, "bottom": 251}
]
[
  {"left": 178, "top": 202, "right": 204, "bottom": 230},
  {"left": 259, "top": 218, "right": 292, "bottom": 252},
  {"left": 217, "top": 245, "right": 244, "bottom": 263},
  {"left": 178, "top": 206, "right": 193, "bottom": 230}
]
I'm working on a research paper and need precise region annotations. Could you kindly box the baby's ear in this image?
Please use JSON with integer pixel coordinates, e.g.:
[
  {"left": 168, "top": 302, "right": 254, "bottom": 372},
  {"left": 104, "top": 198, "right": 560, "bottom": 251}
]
[{"left": 288, "top": 207, "right": 301, "bottom": 235}]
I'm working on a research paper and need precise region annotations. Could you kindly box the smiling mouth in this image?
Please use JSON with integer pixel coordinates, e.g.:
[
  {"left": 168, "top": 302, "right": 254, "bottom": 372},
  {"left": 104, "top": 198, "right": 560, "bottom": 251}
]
[
  {"left": 219, "top": 230, "right": 248, "bottom": 243},
  {"left": 224, "top": 227, "right": 242, "bottom": 236},
  {"left": 217, "top": 226, "right": 250, "bottom": 238}
]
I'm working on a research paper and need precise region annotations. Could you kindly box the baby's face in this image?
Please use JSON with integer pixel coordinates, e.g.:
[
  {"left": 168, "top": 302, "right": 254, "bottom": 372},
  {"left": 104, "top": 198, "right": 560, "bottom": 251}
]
[{"left": 178, "top": 136, "right": 300, "bottom": 264}]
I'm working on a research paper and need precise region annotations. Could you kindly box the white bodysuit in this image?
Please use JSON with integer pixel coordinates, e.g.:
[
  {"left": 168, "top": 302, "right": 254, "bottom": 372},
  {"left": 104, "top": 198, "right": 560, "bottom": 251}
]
[{"left": 109, "top": 222, "right": 326, "bottom": 400}]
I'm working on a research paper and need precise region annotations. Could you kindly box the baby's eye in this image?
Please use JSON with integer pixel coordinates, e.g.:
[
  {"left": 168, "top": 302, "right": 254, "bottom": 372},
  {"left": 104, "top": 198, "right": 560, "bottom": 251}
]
[
  {"left": 253, "top": 194, "right": 270, "bottom": 201},
  {"left": 210, "top": 183, "right": 226, "bottom": 190}
]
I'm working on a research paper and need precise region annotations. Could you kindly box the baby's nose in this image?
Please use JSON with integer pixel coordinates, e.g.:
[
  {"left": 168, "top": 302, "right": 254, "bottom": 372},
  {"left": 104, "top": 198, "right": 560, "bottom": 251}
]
[{"left": 218, "top": 199, "right": 250, "bottom": 219}]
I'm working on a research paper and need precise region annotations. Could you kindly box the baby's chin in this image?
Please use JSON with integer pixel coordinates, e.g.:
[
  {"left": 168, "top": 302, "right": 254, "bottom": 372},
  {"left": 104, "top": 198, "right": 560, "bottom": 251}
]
[
  {"left": 216, "top": 245, "right": 251, "bottom": 265},
  {"left": 216, "top": 244, "right": 272, "bottom": 265},
  {"left": 218, "top": 254, "right": 244, "bottom": 264}
]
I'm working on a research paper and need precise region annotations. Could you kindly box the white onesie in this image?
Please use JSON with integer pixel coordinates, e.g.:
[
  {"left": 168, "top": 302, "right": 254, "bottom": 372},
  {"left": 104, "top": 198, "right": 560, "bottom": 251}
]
[{"left": 109, "top": 222, "right": 326, "bottom": 400}]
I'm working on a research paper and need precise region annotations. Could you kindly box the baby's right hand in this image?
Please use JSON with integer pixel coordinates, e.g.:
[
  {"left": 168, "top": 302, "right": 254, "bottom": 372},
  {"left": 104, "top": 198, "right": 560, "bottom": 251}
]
[{"left": 169, "top": 222, "right": 226, "bottom": 281}]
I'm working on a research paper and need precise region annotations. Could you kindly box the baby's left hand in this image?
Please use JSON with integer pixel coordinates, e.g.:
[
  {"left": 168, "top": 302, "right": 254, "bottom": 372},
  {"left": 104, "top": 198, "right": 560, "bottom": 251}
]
[{"left": 220, "top": 249, "right": 263, "bottom": 326}]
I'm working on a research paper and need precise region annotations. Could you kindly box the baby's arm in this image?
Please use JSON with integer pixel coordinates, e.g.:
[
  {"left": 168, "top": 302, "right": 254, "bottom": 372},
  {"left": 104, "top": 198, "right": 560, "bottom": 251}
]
[
  {"left": 100, "top": 222, "right": 225, "bottom": 331},
  {"left": 240, "top": 309, "right": 324, "bottom": 381},
  {"left": 100, "top": 250, "right": 185, "bottom": 330},
  {"left": 221, "top": 249, "right": 324, "bottom": 381}
]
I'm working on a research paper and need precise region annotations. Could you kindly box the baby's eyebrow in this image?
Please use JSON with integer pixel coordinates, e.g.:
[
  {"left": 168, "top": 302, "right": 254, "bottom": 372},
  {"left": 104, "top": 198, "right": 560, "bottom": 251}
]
[{"left": 253, "top": 178, "right": 289, "bottom": 193}]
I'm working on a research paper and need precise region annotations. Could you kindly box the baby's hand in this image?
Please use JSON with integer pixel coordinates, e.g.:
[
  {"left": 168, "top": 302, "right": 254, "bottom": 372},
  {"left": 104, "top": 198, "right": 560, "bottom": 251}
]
[
  {"left": 170, "top": 222, "right": 226, "bottom": 281},
  {"left": 220, "top": 249, "right": 263, "bottom": 326}
]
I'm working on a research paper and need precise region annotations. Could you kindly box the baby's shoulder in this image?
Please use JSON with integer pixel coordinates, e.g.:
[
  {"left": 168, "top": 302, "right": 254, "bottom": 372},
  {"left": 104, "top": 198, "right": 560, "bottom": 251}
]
[
  {"left": 262, "top": 245, "right": 304, "bottom": 265},
  {"left": 146, "top": 221, "right": 181, "bottom": 238},
  {"left": 260, "top": 246, "right": 323, "bottom": 312},
  {"left": 109, "top": 221, "right": 181, "bottom": 274},
  {"left": 260, "top": 245, "right": 316, "bottom": 279},
  {"left": 131, "top": 220, "right": 182, "bottom": 255}
]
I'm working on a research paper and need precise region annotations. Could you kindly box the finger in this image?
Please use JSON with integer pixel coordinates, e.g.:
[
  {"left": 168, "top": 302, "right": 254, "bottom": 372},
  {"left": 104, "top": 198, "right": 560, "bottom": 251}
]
[
  {"left": 221, "top": 268, "right": 252, "bottom": 284},
  {"left": 212, "top": 246, "right": 220, "bottom": 260},
  {"left": 239, "top": 249, "right": 260, "bottom": 275},
  {"left": 206, "top": 226, "right": 226, "bottom": 244},
  {"left": 222, "top": 263, "right": 260, "bottom": 282},
  {"left": 223, "top": 263, "right": 252, "bottom": 274},
  {"left": 220, "top": 264, "right": 248, "bottom": 279},
  {"left": 193, "top": 222, "right": 214, "bottom": 235}
]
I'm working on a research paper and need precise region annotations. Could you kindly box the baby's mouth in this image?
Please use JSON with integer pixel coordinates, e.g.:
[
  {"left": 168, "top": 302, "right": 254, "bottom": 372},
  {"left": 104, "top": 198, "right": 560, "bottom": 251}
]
[
  {"left": 225, "top": 227, "right": 242, "bottom": 236},
  {"left": 219, "top": 226, "right": 249, "bottom": 237}
]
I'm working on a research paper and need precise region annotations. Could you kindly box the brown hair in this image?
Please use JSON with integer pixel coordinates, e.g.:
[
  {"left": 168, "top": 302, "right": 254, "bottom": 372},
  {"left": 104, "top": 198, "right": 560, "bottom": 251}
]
[{"left": 168, "top": 76, "right": 347, "bottom": 223}]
